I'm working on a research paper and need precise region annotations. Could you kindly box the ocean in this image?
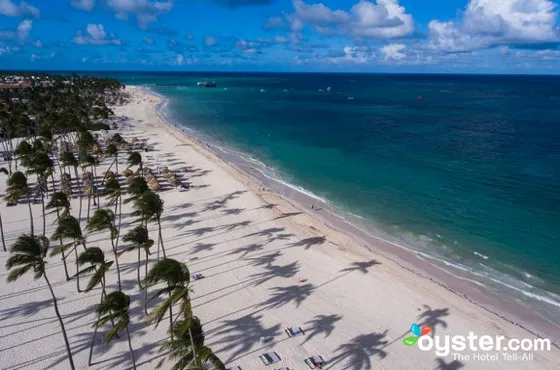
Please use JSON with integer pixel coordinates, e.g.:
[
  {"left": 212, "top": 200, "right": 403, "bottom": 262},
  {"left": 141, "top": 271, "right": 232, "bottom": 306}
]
[{"left": 100, "top": 72, "right": 560, "bottom": 324}]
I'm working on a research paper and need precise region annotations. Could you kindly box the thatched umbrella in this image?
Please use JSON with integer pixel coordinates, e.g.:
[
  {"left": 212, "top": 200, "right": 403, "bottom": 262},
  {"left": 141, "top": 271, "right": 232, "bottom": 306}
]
[
  {"left": 147, "top": 180, "right": 160, "bottom": 192},
  {"left": 122, "top": 168, "right": 133, "bottom": 177}
]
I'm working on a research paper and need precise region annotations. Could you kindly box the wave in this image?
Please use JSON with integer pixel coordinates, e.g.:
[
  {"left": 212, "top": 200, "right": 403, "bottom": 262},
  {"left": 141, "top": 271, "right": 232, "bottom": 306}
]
[
  {"left": 473, "top": 251, "right": 489, "bottom": 260},
  {"left": 142, "top": 84, "right": 560, "bottom": 320}
]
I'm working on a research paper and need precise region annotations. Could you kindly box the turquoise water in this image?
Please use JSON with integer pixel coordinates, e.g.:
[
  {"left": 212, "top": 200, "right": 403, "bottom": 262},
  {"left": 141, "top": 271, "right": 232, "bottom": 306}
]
[{"left": 105, "top": 72, "right": 560, "bottom": 317}]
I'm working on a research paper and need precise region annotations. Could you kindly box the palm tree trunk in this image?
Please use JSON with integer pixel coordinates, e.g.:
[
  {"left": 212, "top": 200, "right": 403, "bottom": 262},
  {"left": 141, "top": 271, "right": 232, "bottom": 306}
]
[
  {"left": 56, "top": 208, "right": 71, "bottom": 281},
  {"left": 111, "top": 239, "right": 122, "bottom": 291},
  {"left": 169, "top": 303, "right": 174, "bottom": 341},
  {"left": 74, "top": 245, "right": 82, "bottom": 293},
  {"left": 75, "top": 167, "right": 82, "bottom": 222},
  {"left": 144, "top": 249, "right": 149, "bottom": 315},
  {"left": 137, "top": 248, "right": 142, "bottom": 288},
  {"left": 87, "top": 194, "right": 91, "bottom": 222},
  {"left": 125, "top": 326, "right": 137, "bottom": 369},
  {"left": 188, "top": 328, "right": 199, "bottom": 366},
  {"left": 43, "top": 271, "right": 76, "bottom": 370},
  {"left": 89, "top": 293, "right": 103, "bottom": 366},
  {"left": 158, "top": 219, "right": 166, "bottom": 259},
  {"left": 41, "top": 192, "right": 46, "bottom": 238},
  {"left": 0, "top": 213, "right": 6, "bottom": 252},
  {"left": 26, "top": 195, "right": 34, "bottom": 236}
]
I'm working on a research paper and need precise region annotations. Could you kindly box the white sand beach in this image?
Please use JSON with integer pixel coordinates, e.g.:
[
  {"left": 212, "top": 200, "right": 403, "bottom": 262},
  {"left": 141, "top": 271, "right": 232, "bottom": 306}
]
[{"left": 1, "top": 85, "right": 559, "bottom": 370}]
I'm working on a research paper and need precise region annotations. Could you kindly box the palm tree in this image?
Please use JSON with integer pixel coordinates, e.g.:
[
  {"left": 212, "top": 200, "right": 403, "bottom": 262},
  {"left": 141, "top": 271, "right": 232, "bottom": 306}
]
[
  {"left": 158, "top": 318, "right": 225, "bottom": 370},
  {"left": 60, "top": 151, "right": 82, "bottom": 220},
  {"left": 46, "top": 192, "right": 72, "bottom": 281},
  {"left": 4, "top": 171, "right": 33, "bottom": 235},
  {"left": 77, "top": 247, "right": 114, "bottom": 366},
  {"left": 0, "top": 213, "right": 6, "bottom": 252},
  {"left": 77, "top": 247, "right": 113, "bottom": 294},
  {"left": 125, "top": 176, "right": 149, "bottom": 204},
  {"left": 46, "top": 191, "right": 70, "bottom": 222},
  {"left": 104, "top": 177, "right": 123, "bottom": 246},
  {"left": 94, "top": 291, "right": 136, "bottom": 369},
  {"left": 105, "top": 143, "right": 119, "bottom": 183},
  {"left": 133, "top": 191, "right": 166, "bottom": 260},
  {"left": 144, "top": 258, "right": 191, "bottom": 342},
  {"left": 127, "top": 151, "right": 143, "bottom": 176},
  {"left": 6, "top": 235, "right": 76, "bottom": 370},
  {"left": 121, "top": 225, "right": 154, "bottom": 288},
  {"left": 86, "top": 209, "right": 122, "bottom": 290},
  {"left": 52, "top": 214, "right": 86, "bottom": 289}
]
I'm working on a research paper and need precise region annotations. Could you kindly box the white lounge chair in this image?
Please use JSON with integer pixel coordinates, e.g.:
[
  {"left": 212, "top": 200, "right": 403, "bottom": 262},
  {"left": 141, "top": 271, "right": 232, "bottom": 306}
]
[
  {"left": 259, "top": 352, "right": 280, "bottom": 365},
  {"left": 226, "top": 367, "right": 241, "bottom": 370},
  {"left": 285, "top": 327, "right": 304, "bottom": 337},
  {"left": 305, "top": 355, "right": 325, "bottom": 369},
  {"left": 191, "top": 273, "right": 204, "bottom": 280}
]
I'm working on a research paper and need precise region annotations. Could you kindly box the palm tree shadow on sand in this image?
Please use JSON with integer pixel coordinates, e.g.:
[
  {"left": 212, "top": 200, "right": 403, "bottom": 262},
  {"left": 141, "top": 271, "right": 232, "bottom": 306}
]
[
  {"left": 327, "top": 330, "right": 389, "bottom": 370},
  {"left": 435, "top": 358, "right": 465, "bottom": 369}
]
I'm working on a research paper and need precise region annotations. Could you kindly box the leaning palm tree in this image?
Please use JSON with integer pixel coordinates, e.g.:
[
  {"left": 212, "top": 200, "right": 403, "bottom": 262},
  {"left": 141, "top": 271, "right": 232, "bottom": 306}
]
[
  {"left": 4, "top": 171, "right": 33, "bottom": 235},
  {"left": 46, "top": 192, "right": 72, "bottom": 281},
  {"left": 104, "top": 177, "right": 123, "bottom": 245},
  {"left": 144, "top": 258, "right": 191, "bottom": 341},
  {"left": 133, "top": 191, "right": 166, "bottom": 260},
  {"left": 52, "top": 214, "right": 87, "bottom": 290},
  {"left": 86, "top": 209, "right": 122, "bottom": 290},
  {"left": 105, "top": 143, "right": 120, "bottom": 184},
  {"left": 94, "top": 291, "right": 136, "bottom": 369},
  {"left": 77, "top": 247, "right": 114, "bottom": 366},
  {"left": 158, "top": 317, "right": 225, "bottom": 370},
  {"left": 127, "top": 151, "right": 143, "bottom": 176},
  {"left": 0, "top": 213, "right": 6, "bottom": 252},
  {"left": 6, "top": 235, "right": 76, "bottom": 370},
  {"left": 46, "top": 191, "right": 71, "bottom": 222},
  {"left": 121, "top": 225, "right": 154, "bottom": 288},
  {"left": 124, "top": 176, "right": 149, "bottom": 204}
]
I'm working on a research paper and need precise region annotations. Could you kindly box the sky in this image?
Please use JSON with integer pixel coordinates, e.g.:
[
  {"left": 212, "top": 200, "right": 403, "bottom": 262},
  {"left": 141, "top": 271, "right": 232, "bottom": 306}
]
[{"left": 1, "top": 0, "right": 560, "bottom": 73}]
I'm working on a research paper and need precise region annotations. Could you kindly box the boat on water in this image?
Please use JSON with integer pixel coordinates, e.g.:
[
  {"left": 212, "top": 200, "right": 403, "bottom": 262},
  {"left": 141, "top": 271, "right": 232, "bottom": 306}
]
[{"left": 197, "top": 80, "right": 216, "bottom": 88}]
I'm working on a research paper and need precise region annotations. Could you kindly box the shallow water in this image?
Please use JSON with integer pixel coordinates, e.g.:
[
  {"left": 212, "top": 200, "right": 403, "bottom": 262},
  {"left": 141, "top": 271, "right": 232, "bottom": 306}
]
[{"left": 105, "top": 72, "right": 560, "bottom": 323}]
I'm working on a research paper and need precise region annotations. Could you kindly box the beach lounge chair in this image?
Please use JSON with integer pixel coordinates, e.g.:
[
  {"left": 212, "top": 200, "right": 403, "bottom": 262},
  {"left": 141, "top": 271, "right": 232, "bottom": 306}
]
[
  {"left": 226, "top": 367, "right": 241, "bottom": 370},
  {"left": 285, "top": 327, "right": 305, "bottom": 337},
  {"left": 305, "top": 355, "right": 325, "bottom": 369},
  {"left": 259, "top": 352, "right": 280, "bottom": 365},
  {"left": 276, "top": 368, "right": 290, "bottom": 370},
  {"left": 191, "top": 273, "right": 204, "bottom": 280}
]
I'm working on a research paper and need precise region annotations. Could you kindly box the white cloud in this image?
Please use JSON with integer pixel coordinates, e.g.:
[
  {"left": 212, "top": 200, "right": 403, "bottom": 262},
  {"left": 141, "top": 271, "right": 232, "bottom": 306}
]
[
  {"left": 30, "top": 52, "right": 55, "bottom": 62},
  {"left": 71, "top": 0, "right": 95, "bottom": 11},
  {"left": 73, "top": 24, "right": 122, "bottom": 45},
  {"left": 290, "top": 0, "right": 414, "bottom": 39},
  {"left": 107, "top": 0, "right": 173, "bottom": 28},
  {"left": 328, "top": 45, "right": 375, "bottom": 63},
  {"left": 263, "top": 16, "right": 286, "bottom": 29},
  {"left": 143, "top": 37, "right": 154, "bottom": 44},
  {"left": 81, "top": 57, "right": 88, "bottom": 63},
  {"left": 0, "top": 0, "right": 39, "bottom": 18},
  {"left": 0, "top": 46, "right": 18, "bottom": 56},
  {"left": 380, "top": 43, "right": 406, "bottom": 60},
  {"left": 17, "top": 19, "right": 32, "bottom": 41},
  {"left": 204, "top": 36, "right": 216, "bottom": 46},
  {"left": 32, "top": 40, "right": 42, "bottom": 47},
  {"left": 176, "top": 53, "right": 184, "bottom": 65},
  {"left": 274, "top": 35, "right": 288, "bottom": 44},
  {"left": 429, "top": 0, "right": 559, "bottom": 52}
]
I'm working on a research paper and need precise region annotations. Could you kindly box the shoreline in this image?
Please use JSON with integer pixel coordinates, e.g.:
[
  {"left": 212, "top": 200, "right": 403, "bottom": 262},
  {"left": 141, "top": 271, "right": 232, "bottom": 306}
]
[{"left": 139, "top": 85, "right": 560, "bottom": 344}]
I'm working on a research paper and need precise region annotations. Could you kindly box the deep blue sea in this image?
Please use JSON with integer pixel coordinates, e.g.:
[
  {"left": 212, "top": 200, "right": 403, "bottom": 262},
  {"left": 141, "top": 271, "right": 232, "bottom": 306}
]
[{"left": 100, "top": 72, "right": 560, "bottom": 319}]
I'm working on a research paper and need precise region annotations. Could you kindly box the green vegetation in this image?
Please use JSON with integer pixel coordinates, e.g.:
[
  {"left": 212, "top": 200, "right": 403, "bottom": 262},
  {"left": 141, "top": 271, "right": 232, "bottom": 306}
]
[{"left": 2, "top": 73, "right": 224, "bottom": 369}]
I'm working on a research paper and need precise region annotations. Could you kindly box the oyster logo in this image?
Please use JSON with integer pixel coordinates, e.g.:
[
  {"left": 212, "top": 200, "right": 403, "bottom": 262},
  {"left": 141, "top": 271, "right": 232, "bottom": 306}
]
[{"left": 403, "top": 323, "right": 432, "bottom": 347}]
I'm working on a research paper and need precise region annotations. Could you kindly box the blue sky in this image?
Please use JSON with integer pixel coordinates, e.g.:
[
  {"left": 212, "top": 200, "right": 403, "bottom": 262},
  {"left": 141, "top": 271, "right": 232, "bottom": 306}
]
[{"left": 1, "top": 0, "right": 560, "bottom": 73}]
